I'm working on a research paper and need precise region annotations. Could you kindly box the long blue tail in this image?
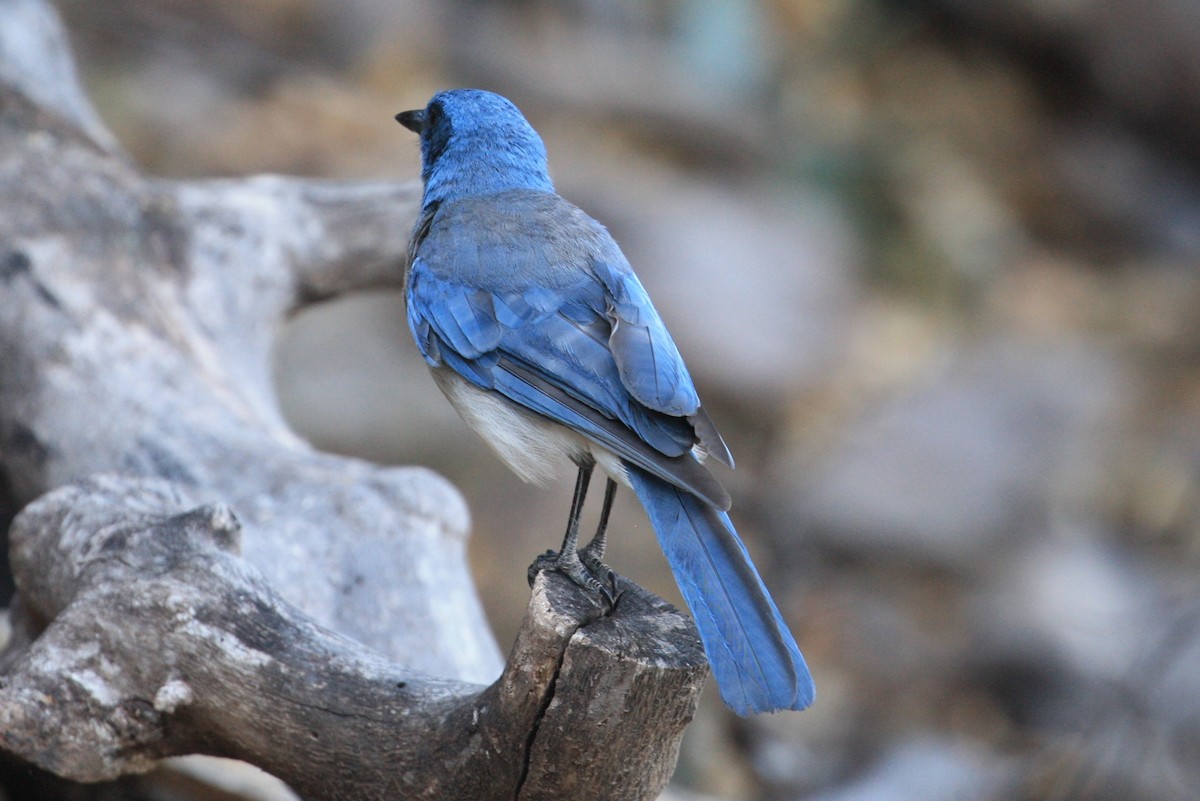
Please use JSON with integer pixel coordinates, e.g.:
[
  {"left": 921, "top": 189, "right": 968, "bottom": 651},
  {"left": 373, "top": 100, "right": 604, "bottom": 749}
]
[{"left": 627, "top": 465, "right": 815, "bottom": 715}]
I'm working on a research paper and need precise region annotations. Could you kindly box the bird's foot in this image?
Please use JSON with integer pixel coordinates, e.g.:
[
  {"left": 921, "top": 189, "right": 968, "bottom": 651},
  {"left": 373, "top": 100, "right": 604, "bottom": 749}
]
[
  {"left": 528, "top": 548, "right": 620, "bottom": 610},
  {"left": 578, "top": 538, "right": 622, "bottom": 606}
]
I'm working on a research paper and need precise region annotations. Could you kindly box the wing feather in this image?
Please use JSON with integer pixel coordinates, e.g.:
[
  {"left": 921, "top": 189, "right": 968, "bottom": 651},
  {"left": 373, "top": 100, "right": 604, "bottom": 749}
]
[{"left": 407, "top": 191, "right": 734, "bottom": 502}]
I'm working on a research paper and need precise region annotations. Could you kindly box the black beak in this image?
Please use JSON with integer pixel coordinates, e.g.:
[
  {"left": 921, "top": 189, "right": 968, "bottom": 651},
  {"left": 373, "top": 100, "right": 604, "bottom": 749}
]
[{"left": 395, "top": 109, "right": 426, "bottom": 134}]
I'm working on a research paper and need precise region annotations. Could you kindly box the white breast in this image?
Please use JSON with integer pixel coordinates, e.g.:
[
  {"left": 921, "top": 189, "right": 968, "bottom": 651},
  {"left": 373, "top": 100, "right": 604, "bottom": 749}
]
[{"left": 432, "top": 367, "right": 630, "bottom": 488}]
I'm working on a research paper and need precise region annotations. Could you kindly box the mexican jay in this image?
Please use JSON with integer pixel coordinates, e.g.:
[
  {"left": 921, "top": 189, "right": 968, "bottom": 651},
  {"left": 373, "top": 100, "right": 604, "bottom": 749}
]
[{"left": 396, "top": 89, "right": 814, "bottom": 714}]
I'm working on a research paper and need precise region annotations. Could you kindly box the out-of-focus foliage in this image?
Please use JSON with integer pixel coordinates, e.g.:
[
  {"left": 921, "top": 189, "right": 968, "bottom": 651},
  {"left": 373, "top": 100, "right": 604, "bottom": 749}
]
[{"left": 48, "top": 1, "right": 1200, "bottom": 799}]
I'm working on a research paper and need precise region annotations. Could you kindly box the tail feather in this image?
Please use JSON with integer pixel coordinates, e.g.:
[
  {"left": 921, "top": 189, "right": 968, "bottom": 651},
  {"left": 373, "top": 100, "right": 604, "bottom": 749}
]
[{"left": 627, "top": 465, "right": 815, "bottom": 715}]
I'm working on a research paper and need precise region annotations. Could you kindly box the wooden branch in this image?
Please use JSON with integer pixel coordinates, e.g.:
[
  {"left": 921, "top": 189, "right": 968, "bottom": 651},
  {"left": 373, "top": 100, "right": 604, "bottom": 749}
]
[
  {"left": 0, "top": 1, "right": 708, "bottom": 798},
  {"left": 1, "top": 475, "right": 705, "bottom": 800},
  {"left": 0, "top": 4, "right": 481, "bottom": 678}
]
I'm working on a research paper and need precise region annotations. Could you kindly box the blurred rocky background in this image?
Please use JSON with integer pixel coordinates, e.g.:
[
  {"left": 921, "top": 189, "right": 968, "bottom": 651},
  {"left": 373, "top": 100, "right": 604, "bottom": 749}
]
[{"left": 4, "top": 0, "right": 1199, "bottom": 799}]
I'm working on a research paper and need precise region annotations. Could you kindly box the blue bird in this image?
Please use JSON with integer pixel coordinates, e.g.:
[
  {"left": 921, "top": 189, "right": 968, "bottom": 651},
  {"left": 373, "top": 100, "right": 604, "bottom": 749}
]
[{"left": 395, "top": 89, "right": 814, "bottom": 715}]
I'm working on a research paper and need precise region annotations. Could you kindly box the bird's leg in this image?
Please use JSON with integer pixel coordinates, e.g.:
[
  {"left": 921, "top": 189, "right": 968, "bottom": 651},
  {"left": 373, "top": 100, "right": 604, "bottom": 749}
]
[
  {"left": 558, "top": 462, "right": 593, "bottom": 556},
  {"left": 528, "top": 464, "right": 618, "bottom": 607},
  {"left": 579, "top": 478, "right": 622, "bottom": 603},
  {"left": 580, "top": 478, "right": 615, "bottom": 560}
]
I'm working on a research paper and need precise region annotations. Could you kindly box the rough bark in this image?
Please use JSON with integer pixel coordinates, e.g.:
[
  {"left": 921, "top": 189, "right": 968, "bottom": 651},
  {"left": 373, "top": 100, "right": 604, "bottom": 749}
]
[
  {"left": 2, "top": 475, "right": 704, "bottom": 800},
  {"left": 0, "top": 0, "right": 708, "bottom": 798}
]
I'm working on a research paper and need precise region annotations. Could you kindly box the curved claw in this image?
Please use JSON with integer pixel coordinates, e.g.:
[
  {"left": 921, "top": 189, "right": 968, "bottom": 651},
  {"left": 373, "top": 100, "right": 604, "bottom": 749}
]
[{"left": 579, "top": 544, "right": 622, "bottom": 607}]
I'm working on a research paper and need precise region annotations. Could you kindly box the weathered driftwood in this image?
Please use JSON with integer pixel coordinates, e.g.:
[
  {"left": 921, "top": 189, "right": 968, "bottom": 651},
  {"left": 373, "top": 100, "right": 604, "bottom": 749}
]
[
  {"left": 2, "top": 476, "right": 704, "bottom": 800},
  {"left": 0, "top": 1, "right": 707, "bottom": 798}
]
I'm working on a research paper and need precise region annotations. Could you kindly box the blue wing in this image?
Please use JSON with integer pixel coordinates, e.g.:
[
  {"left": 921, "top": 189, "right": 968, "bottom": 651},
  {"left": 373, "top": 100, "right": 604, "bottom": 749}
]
[{"left": 406, "top": 192, "right": 729, "bottom": 505}]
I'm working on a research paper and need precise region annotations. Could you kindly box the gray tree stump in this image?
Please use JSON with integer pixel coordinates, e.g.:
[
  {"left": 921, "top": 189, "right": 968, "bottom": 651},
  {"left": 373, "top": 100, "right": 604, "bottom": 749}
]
[{"left": 0, "top": 1, "right": 707, "bottom": 798}]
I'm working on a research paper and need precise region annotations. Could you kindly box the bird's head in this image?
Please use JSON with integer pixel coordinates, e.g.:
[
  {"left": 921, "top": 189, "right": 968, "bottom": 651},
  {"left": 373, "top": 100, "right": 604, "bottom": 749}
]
[{"left": 396, "top": 89, "right": 554, "bottom": 207}]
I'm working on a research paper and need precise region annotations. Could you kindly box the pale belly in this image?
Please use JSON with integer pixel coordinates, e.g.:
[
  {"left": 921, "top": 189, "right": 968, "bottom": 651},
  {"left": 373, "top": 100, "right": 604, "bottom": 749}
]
[{"left": 431, "top": 367, "right": 630, "bottom": 488}]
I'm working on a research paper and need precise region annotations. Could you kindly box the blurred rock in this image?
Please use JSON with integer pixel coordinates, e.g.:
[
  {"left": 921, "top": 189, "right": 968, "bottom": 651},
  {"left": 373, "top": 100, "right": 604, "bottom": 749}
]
[
  {"left": 622, "top": 180, "right": 857, "bottom": 401},
  {"left": 782, "top": 335, "right": 1125, "bottom": 569},
  {"left": 1020, "top": 695, "right": 1200, "bottom": 801},
  {"left": 972, "top": 525, "right": 1158, "bottom": 690},
  {"left": 967, "top": 524, "right": 1200, "bottom": 801},
  {"left": 803, "top": 737, "right": 1013, "bottom": 801}
]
